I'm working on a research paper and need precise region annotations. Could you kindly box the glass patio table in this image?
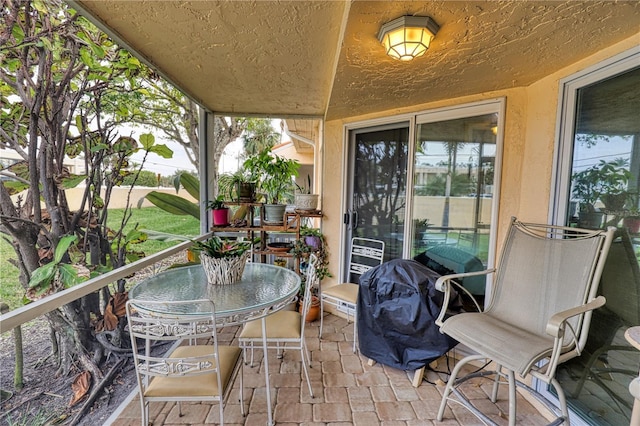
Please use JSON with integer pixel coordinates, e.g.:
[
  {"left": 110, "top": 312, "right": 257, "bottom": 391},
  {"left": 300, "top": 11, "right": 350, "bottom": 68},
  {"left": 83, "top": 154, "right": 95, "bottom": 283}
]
[{"left": 129, "top": 262, "right": 300, "bottom": 426}]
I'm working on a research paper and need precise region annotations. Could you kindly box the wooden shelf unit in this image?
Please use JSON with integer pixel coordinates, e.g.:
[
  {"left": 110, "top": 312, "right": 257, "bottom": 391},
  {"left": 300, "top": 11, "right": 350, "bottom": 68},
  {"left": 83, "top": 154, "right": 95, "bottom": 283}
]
[{"left": 210, "top": 203, "right": 322, "bottom": 272}]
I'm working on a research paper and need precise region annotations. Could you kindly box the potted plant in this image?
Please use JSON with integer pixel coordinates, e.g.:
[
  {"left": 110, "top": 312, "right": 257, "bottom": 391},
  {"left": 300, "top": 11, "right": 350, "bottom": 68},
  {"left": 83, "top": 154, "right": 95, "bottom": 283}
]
[
  {"left": 290, "top": 227, "right": 331, "bottom": 322},
  {"left": 294, "top": 174, "right": 319, "bottom": 211},
  {"left": 207, "top": 195, "right": 230, "bottom": 226},
  {"left": 219, "top": 168, "right": 257, "bottom": 202},
  {"left": 191, "top": 236, "right": 258, "bottom": 285},
  {"left": 243, "top": 149, "right": 300, "bottom": 224}
]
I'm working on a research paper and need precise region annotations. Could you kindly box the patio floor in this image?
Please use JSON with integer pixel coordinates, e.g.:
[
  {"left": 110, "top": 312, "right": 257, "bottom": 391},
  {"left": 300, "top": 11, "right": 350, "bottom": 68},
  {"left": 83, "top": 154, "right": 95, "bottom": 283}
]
[{"left": 109, "top": 313, "right": 549, "bottom": 425}]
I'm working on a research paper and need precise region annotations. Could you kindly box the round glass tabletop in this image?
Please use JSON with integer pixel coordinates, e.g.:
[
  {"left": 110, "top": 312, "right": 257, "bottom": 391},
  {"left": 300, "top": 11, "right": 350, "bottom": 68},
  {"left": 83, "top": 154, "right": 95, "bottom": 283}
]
[{"left": 129, "top": 263, "right": 300, "bottom": 321}]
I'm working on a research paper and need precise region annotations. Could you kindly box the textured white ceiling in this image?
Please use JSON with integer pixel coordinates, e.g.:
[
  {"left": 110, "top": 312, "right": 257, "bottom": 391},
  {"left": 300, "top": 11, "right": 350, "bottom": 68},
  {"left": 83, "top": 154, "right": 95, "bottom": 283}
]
[{"left": 73, "top": 1, "right": 640, "bottom": 121}]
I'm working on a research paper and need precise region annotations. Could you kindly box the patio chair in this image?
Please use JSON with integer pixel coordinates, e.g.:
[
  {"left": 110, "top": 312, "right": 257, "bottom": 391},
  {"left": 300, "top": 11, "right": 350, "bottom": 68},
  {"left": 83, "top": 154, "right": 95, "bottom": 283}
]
[
  {"left": 238, "top": 253, "right": 319, "bottom": 397},
  {"left": 126, "top": 299, "right": 244, "bottom": 426},
  {"left": 434, "top": 217, "right": 615, "bottom": 426},
  {"left": 319, "top": 237, "right": 385, "bottom": 353}
]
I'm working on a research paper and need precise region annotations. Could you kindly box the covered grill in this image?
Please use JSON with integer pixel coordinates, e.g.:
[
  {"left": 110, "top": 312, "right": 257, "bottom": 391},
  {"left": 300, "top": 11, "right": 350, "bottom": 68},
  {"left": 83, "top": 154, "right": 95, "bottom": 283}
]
[{"left": 357, "top": 259, "right": 461, "bottom": 371}]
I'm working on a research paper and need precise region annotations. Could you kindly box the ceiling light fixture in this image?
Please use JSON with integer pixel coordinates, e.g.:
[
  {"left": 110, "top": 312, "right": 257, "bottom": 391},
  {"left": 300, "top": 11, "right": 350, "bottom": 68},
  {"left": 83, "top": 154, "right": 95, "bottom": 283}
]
[{"left": 377, "top": 15, "right": 439, "bottom": 61}]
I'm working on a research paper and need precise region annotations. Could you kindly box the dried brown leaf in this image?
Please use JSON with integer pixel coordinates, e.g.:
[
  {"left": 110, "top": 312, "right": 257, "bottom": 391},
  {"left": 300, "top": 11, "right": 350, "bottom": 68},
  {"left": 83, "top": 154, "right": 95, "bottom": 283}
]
[{"left": 69, "top": 371, "right": 91, "bottom": 407}]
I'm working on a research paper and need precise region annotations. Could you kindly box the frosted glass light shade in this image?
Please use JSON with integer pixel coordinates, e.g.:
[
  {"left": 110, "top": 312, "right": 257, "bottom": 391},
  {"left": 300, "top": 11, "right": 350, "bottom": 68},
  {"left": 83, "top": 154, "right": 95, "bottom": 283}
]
[{"left": 378, "top": 16, "right": 439, "bottom": 61}]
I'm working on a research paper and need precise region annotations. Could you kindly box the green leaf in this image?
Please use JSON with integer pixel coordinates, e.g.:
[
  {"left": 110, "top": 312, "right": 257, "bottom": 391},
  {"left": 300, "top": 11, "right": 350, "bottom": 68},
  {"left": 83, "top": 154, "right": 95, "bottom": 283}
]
[
  {"left": 179, "top": 173, "right": 200, "bottom": 200},
  {"left": 79, "top": 48, "right": 94, "bottom": 67},
  {"left": 12, "top": 25, "right": 24, "bottom": 44},
  {"left": 144, "top": 191, "right": 199, "bottom": 219},
  {"left": 89, "top": 43, "right": 106, "bottom": 59},
  {"left": 58, "top": 264, "right": 79, "bottom": 287},
  {"left": 149, "top": 144, "right": 173, "bottom": 159},
  {"left": 139, "top": 133, "right": 155, "bottom": 150},
  {"left": 126, "top": 229, "right": 147, "bottom": 244},
  {"left": 60, "top": 174, "right": 86, "bottom": 189},
  {"left": 54, "top": 235, "right": 78, "bottom": 264},
  {"left": 2, "top": 180, "right": 29, "bottom": 195},
  {"left": 140, "top": 229, "right": 191, "bottom": 242},
  {"left": 90, "top": 143, "right": 109, "bottom": 153},
  {"left": 74, "top": 115, "right": 84, "bottom": 132},
  {"left": 28, "top": 264, "right": 55, "bottom": 288}
]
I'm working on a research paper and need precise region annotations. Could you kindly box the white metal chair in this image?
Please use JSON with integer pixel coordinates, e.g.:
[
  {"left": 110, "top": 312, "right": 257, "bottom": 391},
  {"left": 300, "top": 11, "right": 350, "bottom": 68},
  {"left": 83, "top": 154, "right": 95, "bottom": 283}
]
[
  {"left": 238, "top": 253, "right": 319, "bottom": 397},
  {"left": 435, "top": 217, "right": 615, "bottom": 426},
  {"left": 319, "top": 237, "right": 384, "bottom": 352},
  {"left": 126, "top": 299, "right": 244, "bottom": 426}
]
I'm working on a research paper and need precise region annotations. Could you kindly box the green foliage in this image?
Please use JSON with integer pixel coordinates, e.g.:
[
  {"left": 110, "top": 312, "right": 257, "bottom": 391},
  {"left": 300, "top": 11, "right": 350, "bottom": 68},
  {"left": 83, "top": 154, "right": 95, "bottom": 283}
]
[
  {"left": 142, "top": 171, "right": 200, "bottom": 218},
  {"left": 207, "top": 195, "right": 226, "bottom": 210},
  {"left": 242, "top": 118, "right": 281, "bottom": 156},
  {"left": 191, "top": 236, "right": 258, "bottom": 259},
  {"left": 28, "top": 235, "right": 86, "bottom": 295},
  {"left": 243, "top": 149, "right": 300, "bottom": 204},
  {"left": 572, "top": 158, "right": 631, "bottom": 212},
  {"left": 120, "top": 170, "right": 158, "bottom": 187}
]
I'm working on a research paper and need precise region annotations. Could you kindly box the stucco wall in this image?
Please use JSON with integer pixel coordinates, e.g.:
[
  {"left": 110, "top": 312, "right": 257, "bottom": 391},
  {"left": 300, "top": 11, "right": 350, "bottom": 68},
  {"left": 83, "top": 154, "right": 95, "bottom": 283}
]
[{"left": 322, "top": 33, "right": 639, "bottom": 286}]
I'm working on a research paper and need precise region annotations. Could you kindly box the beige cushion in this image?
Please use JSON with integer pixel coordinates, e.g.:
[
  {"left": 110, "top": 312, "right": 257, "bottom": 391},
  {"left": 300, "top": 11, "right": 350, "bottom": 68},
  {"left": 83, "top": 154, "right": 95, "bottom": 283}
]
[
  {"left": 145, "top": 345, "right": 241, "bottom": 398},
  {"left": 239, "top": 310, "right": 301, "bottom": 339},
  {"left": 322, "top": 283, "right": 358, "bottom": 304}
]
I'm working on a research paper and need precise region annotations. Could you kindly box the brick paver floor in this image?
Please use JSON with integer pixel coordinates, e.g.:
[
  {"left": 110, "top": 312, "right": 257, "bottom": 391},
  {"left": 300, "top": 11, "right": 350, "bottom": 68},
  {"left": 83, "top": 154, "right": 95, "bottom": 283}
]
[{"left": 109, "top": 313, "right": 549, "bottom": 425}]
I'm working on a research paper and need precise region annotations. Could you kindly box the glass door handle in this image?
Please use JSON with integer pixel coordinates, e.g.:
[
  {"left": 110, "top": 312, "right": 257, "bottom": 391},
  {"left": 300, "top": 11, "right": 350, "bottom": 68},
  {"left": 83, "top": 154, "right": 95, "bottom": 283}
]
[{"left": 352, "top": 211, "right": 358, "bottom": 230}]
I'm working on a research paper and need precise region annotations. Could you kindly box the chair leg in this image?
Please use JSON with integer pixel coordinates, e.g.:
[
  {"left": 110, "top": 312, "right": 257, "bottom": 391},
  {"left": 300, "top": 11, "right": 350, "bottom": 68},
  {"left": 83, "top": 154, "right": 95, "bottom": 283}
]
[
  {"left": 550, "top": 377, "right": 571, "bottom": 426},
  {"left": 491, "top": 364, "right": 502, "bottom": 403},
  {"left": 507, "top": 369, "right": 516, "bottom": 426},
  {"left": 437, "top": 354, "right": 486, "bottom": 421},
  {"left": 319, "top": 297, "right": 325, "bottom": 338},
  {"left": 300, "top": 342, "right": 314, "bottom": 398},
  {"left": 352, "top": 308, "right": 358, "bottom": 353}
]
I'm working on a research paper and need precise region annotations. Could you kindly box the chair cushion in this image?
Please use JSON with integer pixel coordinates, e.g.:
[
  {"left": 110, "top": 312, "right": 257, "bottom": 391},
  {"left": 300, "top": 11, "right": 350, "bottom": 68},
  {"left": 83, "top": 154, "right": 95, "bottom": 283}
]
[
  {"left": 239, "top": 310, "right": 301, "bottom": 339},
  {"left": 145, "top": 345, "right": 241, "bottom": 397},
  {"left": 322, "top": 283, "right": 359, "bottom": 304},
  {"left": 441, "top": 312, "right": 555, "bottom": 376}
]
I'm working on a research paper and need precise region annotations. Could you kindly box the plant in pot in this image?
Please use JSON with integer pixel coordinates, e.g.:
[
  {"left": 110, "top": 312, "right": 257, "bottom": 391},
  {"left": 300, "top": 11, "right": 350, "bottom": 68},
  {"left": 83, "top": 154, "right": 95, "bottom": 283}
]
[
  {"left": 219, "top": 167, "right": 257, "bottom": 203},
  {"left": 291, "top": 228, "right": 331, "bottom": 286},
  {"left": 207, "top": 195, "right": 230, "bottom": 226},
  {"left": 244, "top": 149, "right": 300, "bottom": 225},
  {"left": 294, "top": 174, "right": 319, "bottom": 212},
  {"left": 191, "top": 235, "right": 258, "bottom": 285}
]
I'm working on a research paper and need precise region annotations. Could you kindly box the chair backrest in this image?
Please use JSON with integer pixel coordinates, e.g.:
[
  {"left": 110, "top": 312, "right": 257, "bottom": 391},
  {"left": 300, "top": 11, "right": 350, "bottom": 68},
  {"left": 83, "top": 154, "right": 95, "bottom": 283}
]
[
  {"left": 299, "top": 254, "right": 319, "bottom": 336},
  {"left": 598, "top": 228, "right": 640, "bottom": 325},
  {"left": 348, "top": 237, "right": 385, "bottom": 282},
  {"left": 126, "top": 299, "right": 223, "bottom": 391},
  {"left": 487, "top": 218, "right": 614, "bottom": 350}
]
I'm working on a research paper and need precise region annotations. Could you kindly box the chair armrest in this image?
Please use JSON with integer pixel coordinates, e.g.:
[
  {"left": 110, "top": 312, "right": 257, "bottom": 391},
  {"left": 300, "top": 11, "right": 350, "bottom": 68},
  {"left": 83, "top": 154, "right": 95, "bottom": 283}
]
[
  {"left": 434, "top": 269, "right": 495, "bottom": 327},
  {"left": 546, "top": 296, "right": 606, "bottom": 338},
  {"left": 434, "top": 269, "right": 495, "bottom": 292}
]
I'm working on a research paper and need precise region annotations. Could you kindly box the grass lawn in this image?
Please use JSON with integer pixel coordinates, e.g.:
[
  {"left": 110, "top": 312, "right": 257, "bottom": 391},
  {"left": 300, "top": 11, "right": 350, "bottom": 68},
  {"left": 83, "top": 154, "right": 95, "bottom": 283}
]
[{"left": 0, "top": 207, "right": 200, "bottom": 310}]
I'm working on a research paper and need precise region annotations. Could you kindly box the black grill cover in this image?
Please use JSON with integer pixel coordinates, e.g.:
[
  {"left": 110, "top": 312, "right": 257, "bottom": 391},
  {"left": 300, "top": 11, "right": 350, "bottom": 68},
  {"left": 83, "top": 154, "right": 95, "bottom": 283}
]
[{"left": 357, "top": 259, "right": 460, "bottom": 371}]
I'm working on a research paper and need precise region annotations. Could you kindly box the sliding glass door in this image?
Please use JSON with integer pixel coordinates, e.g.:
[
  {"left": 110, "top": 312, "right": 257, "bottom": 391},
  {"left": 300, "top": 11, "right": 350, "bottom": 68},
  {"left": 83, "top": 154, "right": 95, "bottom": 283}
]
[
  {"left": 551, "top": 50, "right": 640, "bottom": 425},
  {"left": 344, "top": 100, "right": 503, "bottom": 290},
  {"left": 345, "top": 123, "right": 410, "bottom": 264},
  {"left": 412, "top": 114, "right": 497, "bottom": 266}
]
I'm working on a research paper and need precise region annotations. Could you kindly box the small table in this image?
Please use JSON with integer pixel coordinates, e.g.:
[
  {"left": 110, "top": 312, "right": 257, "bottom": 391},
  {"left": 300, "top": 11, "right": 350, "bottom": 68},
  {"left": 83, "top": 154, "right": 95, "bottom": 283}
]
[{"left": 129, "top": 263, "right": 300, "bottom": 426}]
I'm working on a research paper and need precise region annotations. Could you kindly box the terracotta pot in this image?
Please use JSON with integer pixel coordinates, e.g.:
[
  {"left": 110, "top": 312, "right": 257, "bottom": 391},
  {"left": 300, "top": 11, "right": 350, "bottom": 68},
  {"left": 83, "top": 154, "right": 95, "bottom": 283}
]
[{"left": 298, "top": 297, "right": 321, "bottom": 323}]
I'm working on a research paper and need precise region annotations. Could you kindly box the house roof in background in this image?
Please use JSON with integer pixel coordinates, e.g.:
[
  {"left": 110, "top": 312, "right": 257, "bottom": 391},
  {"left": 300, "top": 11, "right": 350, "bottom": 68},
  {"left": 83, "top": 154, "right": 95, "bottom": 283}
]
[{"left": 71, "top": 1, "right": 640, "bottom": 121}]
